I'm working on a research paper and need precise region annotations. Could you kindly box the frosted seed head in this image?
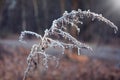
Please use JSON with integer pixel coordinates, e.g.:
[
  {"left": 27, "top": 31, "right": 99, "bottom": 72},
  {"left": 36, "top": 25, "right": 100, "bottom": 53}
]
[
  {"left": 77, "top": 28, "right": 80, "bottom": 33},
  {"left": 78, "top": 9, "right": 82, "bottom": 12},
  {"left": 20, "top": 9, "right": 118, "bottom": 80},
  {"left": 63, "top": 11, "right": 68, "bottom": 16}
]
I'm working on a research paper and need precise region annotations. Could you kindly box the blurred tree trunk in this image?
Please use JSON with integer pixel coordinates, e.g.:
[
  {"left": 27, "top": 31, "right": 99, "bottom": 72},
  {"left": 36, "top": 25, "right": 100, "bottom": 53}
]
[
  {"left": 0, "top": 0, "right": 5, "bottom": 29},
  {"left": 32, "top": 0, "right": 40, "bottom": 31},
  {"left": 60, "top": 0, "right": 65, "bottom": 14},
  {"left": 72, "top": 0, "right": 78, "bottom": 10},
  {"left": 21, "top": 0, "right": 26, "bottom": 30},
  {"left": 42, "top": 0, "right": 48, "bottom": 29}
]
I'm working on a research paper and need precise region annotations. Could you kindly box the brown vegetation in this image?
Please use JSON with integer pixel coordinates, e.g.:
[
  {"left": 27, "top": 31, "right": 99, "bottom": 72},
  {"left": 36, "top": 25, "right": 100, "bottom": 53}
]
[{"left": 0, "top": 44, "right": 120, "bottom": 80}]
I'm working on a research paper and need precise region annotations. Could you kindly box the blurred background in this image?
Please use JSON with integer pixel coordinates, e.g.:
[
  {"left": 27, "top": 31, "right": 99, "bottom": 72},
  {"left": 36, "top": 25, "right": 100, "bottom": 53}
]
[{"left": 0, "top": 0, "right": 120, "bottom": 80}]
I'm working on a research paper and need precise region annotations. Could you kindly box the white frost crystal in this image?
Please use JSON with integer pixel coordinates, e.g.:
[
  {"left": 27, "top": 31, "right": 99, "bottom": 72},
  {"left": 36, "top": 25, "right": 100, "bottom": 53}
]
[{"left": 19, "top": 9, "right": 118, "bottom": 80}]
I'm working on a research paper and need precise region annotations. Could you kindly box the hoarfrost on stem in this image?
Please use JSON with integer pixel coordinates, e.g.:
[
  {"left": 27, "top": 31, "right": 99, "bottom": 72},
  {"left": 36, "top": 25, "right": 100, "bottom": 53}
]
[{"left": 19, "top": 9, "right": 118, "bottom": 80}]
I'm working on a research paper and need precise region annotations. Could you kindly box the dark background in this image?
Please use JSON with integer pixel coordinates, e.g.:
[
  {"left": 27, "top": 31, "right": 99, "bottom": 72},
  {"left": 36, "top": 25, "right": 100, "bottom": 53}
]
[{"left": 0, "top": 0, "right": 119, "bottom": 43}]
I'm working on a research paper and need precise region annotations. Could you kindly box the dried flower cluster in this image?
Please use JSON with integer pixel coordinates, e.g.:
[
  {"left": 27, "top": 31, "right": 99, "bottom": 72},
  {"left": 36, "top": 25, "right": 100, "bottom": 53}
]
[{"left": 19, "top": 9, "right": 118, "bottom": 80}]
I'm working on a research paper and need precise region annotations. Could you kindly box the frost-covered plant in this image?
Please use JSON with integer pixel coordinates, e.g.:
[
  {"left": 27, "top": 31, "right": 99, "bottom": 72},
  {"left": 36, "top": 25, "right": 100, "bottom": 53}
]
[{"left": 19, "top": 9, "right": 118, "bottom": 80}]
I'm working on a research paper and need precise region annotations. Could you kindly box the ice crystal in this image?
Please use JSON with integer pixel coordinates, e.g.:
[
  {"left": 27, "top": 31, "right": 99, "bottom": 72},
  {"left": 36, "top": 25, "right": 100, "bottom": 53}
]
[{"left": 19, "top": 9, "right": 118, "bottom": 80}]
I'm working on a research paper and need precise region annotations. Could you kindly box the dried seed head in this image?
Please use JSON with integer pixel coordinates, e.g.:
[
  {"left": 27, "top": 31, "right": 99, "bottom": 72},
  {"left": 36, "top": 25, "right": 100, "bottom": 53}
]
[{"left": 19, "top": 9, "right": 118, "bottom": 80}]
